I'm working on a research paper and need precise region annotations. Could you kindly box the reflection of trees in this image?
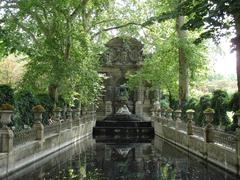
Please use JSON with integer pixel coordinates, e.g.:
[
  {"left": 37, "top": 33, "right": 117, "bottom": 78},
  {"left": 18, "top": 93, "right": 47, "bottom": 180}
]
[{"left": 160, "top": 163, "right": 176, "bottom": 180}]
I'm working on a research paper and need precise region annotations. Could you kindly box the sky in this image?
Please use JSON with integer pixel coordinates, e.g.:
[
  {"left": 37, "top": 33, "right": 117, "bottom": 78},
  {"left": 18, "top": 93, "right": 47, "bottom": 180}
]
[{"left": 209, "top": 38, "right": 236, "bottom": 76}]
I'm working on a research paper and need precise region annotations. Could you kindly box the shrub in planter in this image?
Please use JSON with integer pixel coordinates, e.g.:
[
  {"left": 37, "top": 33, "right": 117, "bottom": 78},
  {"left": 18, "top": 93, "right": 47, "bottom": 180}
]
[
  {"left": 14, "top": 90, "right": 36, "bottom": 127},
  {"left": 196, "top": 95, "right": 211, "bottom": 126},
  {"left": 0, "top": 85, "right": 14, "bottom": 105},
  {"left": 211, "top": 89, "right": 230, "bottom": 126},
  {"left": 35, "top": 94, "right": 54, "bottom": 125}
]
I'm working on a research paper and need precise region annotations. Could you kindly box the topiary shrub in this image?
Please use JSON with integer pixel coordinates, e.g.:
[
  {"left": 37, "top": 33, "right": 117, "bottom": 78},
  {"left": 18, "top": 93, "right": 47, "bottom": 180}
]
[
  {"left": 211, "top": 89, "right": 230, "bottom": 126},
  {"left": 195, "top": 95, "right": 211, "bottom": 126},
  {"left": 13, "top": 90, "right": 36, "bottom": 128},
  {"left": 0, "top": 84, "right": 14, "bottom": 105}
]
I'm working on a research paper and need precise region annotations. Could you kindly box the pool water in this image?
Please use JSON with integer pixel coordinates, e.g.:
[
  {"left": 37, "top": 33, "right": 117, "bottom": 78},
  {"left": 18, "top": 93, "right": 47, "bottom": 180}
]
[{"left": 4, "top": 136, "right": 239, "bottom": 180}]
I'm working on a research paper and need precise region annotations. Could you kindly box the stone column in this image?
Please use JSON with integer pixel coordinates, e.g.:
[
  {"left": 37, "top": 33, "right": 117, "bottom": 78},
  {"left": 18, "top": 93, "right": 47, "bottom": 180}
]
[
  {"left": 0, "top": 110, "right": 14, "bottom": 153},
  {"left": 105, "top": 101, "right": 112, "bottom": 116},
  {"left": 66, "top": 107, "right": 73, "bottom": 129},
  {"left": 204, "top": 109, "right": 215, "bottom": 143},
  {"left": 135, "top": 101, "right": 143, "bottom": 117},
  {"left": 33, "top": 111, "right": 44, "bottom": 141},
  {"left": 53, "top": 108, "right": 62, "bottom": 133},
  {"left": 236, "top": 127, "right": 240, "bottom": 175},
  {"left": 0, "top": 128, "right": 13, "bottom": 153},
  {"left": 73, "top": 108, "right": 81, "bottom": 126},
  {"left": 186, "top": 110, "right": 195, "bottom": 135},
  {"left": 175, "top": 110, "right": 182, "bottom": 130}
]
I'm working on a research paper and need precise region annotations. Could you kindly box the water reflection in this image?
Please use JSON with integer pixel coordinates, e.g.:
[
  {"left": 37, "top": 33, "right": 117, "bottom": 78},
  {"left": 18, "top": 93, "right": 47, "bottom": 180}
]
[{"left": 4, "top": 136, "right": 239, "bottom": 180}]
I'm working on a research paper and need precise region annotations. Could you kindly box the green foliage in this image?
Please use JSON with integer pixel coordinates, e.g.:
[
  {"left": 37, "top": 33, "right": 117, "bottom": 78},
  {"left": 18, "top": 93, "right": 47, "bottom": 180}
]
[
  {"left": 180, "top": 0, "right": 240, "bottom": 43},
  {"left": 0, "top": 84, "right": 14, "bottom": 105},
  {"left": 195, "top": 95, "right": 211, "bottom": 126},
  {"left": 1, "top": 0, "right": 108, "bottom": 105},
  {"left": 211, "top": 89, "right": 230, "bottom": 126},
  {"left": 13, "top": 90, "right": 36, "bottom": 128},
  {"left": 228, "top": 92, "right": 240, "bottom": 131},
  {"left": 35, "top": 94, "right": 54, "bottom": 125}
]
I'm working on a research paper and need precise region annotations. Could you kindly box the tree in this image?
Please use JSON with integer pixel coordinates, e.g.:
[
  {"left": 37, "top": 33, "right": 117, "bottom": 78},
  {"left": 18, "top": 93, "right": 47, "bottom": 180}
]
[
  {"left": 0, "top": 0, "right": 109, "bottom": 105},
  {"left": 180, "top": 0, "right": 240, "bottom": 105}
]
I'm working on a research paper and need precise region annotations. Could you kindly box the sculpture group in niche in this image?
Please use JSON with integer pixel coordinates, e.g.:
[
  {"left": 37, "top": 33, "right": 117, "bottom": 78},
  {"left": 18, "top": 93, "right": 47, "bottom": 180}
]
[{"left": 101, "top": 37, "right": 144, "bottom": 66}]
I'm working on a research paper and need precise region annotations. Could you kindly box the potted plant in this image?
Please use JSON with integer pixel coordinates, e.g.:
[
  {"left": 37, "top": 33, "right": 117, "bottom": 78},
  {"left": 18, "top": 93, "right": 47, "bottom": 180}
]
[
  {"left": 0, "top": 103, "right": 14, "bottom": 128},
  {"left": 32, "top": 105, "right": 45, "bottom": 122}
]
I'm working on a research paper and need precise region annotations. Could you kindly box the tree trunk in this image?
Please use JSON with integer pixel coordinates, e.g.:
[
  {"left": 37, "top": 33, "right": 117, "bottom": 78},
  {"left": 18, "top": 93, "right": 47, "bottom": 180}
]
[
  {"left": 48, "top": 84, "right": 58, "bottom": 107},
  {"left": 176, "top": 15, "right": 189, "bottom": 109},
  {"left": 233, "top": 13, "right": 240, "bottom": 108}
]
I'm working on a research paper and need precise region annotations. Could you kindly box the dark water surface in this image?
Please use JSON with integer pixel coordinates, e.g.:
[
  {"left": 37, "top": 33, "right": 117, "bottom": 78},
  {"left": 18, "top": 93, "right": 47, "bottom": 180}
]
[{"left": 4, "top": 136, "right": 239, "bottom": 180}]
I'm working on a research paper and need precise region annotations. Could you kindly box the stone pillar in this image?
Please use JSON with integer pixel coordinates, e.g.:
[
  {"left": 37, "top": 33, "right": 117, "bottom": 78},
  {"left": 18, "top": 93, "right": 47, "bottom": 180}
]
[
  {"left": 204, "top": 109, "right": 215, "bottom": 143},
  {"left": 53, "top": 108, "right": 62, "bottom": 133},
  {"left": 0, "top": 128, "right": 13, "bottom": 153},
  {"left": 135, "top": 101, "right": 143, "bottom": 117},
  {"left": 236, "top": 127, "right": 240, "bottom": 175},
  {"left": 175, "top": 110, "right": 182, "bottom": 130},
  {"left": 137, "top": 86, "right": 144, "bottom": 102},
  {"left": 0, "top": 109, "right": 14, "bottom": 153},
  {"left": 32, "top": 110, "right": 44, "bottom": 141},
  {"left": 33, "top": 121, "right": 44, "bottom": 141},
  {"left": 186, "top": 110, "right": 195, "bottom": 135},
  {"left": 66, "top": 107, "right": 73, "bottom": 129},
  {"left": 105, "top": 101, "right": 112, "bottom": 116}
]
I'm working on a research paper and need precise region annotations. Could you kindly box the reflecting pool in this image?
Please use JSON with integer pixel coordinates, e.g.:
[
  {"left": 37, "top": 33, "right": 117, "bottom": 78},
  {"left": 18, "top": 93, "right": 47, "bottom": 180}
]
[{"left": 4, "top": 136, "right": 240, "bottom": 180}]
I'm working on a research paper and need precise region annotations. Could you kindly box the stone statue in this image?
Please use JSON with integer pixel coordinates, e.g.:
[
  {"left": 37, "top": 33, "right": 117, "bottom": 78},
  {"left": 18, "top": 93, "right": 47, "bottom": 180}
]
[{"left": 116, "top": 105, "right": 131, "bottom": 115}]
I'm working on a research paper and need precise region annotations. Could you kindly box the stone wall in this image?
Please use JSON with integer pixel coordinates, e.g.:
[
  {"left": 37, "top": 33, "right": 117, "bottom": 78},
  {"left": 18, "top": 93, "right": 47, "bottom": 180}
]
[
  {"left": 153, "top": 116, "right": 240, "bottom": 175},
  {"left": 0, "top": 114, "right": 96, "bottom": 178}
]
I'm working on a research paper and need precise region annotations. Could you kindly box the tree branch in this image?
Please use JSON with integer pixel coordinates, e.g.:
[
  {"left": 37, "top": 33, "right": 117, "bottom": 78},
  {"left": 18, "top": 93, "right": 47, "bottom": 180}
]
[
  {"left": 69, "top": 0, "right": 89, "bottom": 21},
  {"left": 92, "top": 22, "right": 146, "bottom": 38}
]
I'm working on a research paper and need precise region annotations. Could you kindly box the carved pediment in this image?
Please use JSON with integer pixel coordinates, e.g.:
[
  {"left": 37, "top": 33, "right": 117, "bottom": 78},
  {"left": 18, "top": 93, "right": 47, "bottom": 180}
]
[{"left": 101, "top": 37, "right": 144, "bottom": 66}]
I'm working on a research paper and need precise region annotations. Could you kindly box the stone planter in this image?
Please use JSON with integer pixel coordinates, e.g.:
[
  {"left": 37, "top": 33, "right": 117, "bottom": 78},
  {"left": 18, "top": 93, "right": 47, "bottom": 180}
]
[
  {"left": 73, "top": 108, "right": 81, "bottom": 121},
  {"left": 204, "top": 112, "right": 214, "bottom": 124},
  {"left": 0, "top": 110, "right": 13, "bottom": 128},
  {"left": 186, "top": 110, "right": 195, "bottom": 135},
  {"left": 53, "top": 109, "right": 62, "bottom": 122},
  {"left": 66, "top": 107, "right": 73, "bottom": 120},
  {"left": 33, "top": 112, "right": 43, "bottom": 122},
  {"left": 175, "top": 110, "right": 182, "bottom": 130},
  {"left": 204, "top": 110, "right": 214, "bottom": 142}
]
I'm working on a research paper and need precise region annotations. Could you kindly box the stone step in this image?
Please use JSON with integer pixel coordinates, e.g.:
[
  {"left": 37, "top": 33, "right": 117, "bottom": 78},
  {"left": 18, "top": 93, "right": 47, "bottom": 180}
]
[{"left": 95, "top": 121, "right": 152, "bottom": 127}]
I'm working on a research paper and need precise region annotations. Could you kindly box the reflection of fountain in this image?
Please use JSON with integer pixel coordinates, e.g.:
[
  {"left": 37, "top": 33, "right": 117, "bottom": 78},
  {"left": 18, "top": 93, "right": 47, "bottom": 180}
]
[{"left": 113, "top": 147, "right": 132, "bottom": 158}]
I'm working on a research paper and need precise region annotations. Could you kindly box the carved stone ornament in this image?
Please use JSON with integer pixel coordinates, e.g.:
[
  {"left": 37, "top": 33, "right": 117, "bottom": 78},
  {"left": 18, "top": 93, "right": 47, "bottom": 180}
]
[{"left": 100, "top": 37, "right": 144, "bottom": 66}]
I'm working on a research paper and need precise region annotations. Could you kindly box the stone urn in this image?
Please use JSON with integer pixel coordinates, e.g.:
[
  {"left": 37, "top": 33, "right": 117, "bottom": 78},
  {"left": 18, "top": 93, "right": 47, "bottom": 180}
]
[
  {"left": 32, "top": 105, "right": 45, "bottom": 122},
  {"left": 204, "top": 108, "right": 215, "bottom": 124},
  {"left": 0, "top": 103, "right": 14, "bottom": 128},
  {"left": 0, "top": 110, "right": 13, "bottom": 128},
  {"left": 186, "top": 109, "right": 195, "bottom": 120},
  {"left": 186, "top": 109, "right": 195, "bottom": 135},
  {"left": 73, "top": 108, "right": 81, "bottom": 121},
  {"left": 166, "top": 108, "right": 173, "bottom": 120},
  {"left": 53, "top": 107, "right": 62, "bottom": 122},
  {"left": 203, "top": 108, "right": 215, "bottom": 142},
  {"left": 175, "top": 109, "right": 182, "bottom": 120},
  {"left": 66, "top": 107, "right": 73, "bottom": 120}
]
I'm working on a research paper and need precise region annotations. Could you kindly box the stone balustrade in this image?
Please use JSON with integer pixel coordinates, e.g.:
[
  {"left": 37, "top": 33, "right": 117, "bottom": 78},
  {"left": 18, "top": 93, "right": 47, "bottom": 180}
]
[
  {"left": 0, "top": 108, "right": 96, "bottom": 178},
  {"left": 152, "top": 109, "right": 240, "bottom": 176}
]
